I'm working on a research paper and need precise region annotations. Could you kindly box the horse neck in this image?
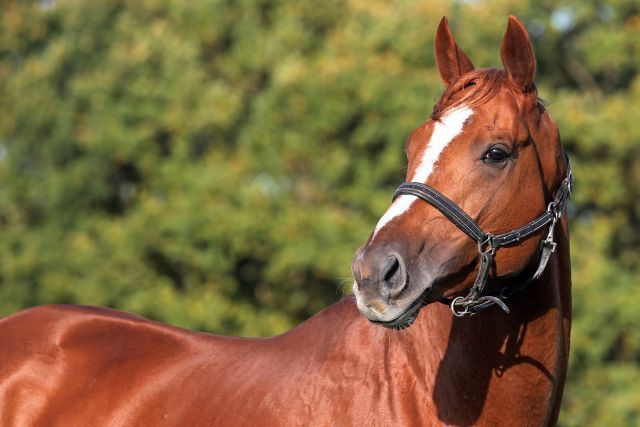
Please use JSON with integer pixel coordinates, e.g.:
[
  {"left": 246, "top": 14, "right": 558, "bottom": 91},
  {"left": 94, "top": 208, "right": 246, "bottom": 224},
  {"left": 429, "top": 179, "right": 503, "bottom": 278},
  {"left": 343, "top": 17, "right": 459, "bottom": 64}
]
[{"left": 339, "top": 218, "right": 571, "bottom": 424}]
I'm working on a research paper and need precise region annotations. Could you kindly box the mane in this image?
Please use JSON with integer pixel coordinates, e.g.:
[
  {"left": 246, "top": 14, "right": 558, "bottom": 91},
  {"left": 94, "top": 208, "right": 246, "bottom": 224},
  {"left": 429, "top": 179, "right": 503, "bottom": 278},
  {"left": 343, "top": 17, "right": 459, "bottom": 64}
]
[{"left": 431, "top": 68, "right": 530, "bottom": 119}]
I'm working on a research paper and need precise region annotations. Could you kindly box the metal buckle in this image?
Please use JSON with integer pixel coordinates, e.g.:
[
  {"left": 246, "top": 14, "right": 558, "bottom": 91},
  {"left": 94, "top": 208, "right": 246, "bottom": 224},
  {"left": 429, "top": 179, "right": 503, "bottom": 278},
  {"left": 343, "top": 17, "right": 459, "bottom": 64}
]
[
  {"left": 542, "top": 239, "right": 557, "bottom": 253},
  {"left": 477, "top": 233, "right": 495, "bottom": 256},
  {"left": 542, "top": 209, "right": 559, "bottom": 253}
]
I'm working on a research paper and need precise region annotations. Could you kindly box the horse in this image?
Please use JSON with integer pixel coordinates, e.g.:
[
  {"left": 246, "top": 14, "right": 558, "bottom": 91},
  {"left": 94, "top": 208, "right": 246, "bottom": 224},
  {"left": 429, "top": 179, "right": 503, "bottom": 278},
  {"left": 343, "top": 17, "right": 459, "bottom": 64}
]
[{"left": 0, "top": 16, "right": 571, "bottom": 426}]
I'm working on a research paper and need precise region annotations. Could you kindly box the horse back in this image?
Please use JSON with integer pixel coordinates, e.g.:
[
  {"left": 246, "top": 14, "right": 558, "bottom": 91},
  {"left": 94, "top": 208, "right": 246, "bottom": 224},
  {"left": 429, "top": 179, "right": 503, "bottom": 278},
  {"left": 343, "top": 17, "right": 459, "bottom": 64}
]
[
  {"left": 0, "top": 305, "right": 249, "bottom": 426},
  {"left": 0, "top": 302, "right": 369, "bottom": 426}
]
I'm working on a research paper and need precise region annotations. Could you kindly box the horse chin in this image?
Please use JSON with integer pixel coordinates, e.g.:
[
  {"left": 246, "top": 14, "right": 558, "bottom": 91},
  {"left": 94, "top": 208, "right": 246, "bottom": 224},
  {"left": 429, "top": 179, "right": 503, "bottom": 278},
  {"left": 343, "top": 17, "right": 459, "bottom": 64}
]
[
  {"left": 367, "top": 285, "right": 434, "bottom": 330},
  {"left": 370, "top": 306, "right": 421, "bottom": 330}
]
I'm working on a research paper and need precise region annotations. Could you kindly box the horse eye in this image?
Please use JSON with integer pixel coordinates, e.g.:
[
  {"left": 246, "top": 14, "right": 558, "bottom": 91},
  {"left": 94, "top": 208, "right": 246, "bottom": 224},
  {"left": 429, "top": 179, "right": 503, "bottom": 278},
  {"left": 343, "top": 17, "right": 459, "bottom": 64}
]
[{"left": 484, "top": 147, "right": 509, "bottom": 163}]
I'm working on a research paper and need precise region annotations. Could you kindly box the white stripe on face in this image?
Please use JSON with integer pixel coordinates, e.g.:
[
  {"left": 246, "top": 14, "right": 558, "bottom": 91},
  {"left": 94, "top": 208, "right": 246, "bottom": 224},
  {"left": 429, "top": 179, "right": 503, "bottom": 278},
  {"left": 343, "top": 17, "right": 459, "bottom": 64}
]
[{"left": 372, "top": 106, "right": 473, "bottom": 238}]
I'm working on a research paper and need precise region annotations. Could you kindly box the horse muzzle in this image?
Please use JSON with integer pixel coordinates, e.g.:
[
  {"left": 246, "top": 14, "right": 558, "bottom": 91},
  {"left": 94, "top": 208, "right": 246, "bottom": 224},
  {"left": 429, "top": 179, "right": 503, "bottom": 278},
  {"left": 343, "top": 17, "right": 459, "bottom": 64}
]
[{"left": 352, "top": 246, "right": 427, "bottom": 328}]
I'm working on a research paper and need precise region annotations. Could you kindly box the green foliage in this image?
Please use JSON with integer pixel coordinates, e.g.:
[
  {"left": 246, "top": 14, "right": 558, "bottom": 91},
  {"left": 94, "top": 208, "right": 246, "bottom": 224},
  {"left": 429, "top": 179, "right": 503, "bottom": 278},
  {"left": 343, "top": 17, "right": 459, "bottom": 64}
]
[{"left": 0, "top": 0, "right": 638, "bottom": 424}]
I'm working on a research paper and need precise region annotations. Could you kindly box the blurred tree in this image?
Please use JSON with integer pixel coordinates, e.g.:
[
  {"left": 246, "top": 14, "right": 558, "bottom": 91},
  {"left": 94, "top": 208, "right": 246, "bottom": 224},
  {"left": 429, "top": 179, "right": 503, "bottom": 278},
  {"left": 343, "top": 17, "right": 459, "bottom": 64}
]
[{"left": 0, "top": 0, "right": 638, "bottom": 424}]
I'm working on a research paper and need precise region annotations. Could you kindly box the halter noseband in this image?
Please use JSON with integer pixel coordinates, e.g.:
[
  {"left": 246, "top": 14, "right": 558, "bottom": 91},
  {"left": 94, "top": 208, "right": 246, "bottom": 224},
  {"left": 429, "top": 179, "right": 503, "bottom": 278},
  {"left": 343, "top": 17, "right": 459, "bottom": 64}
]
[{"left": 392, "top": 153, "right": 573, "bottom": 317}]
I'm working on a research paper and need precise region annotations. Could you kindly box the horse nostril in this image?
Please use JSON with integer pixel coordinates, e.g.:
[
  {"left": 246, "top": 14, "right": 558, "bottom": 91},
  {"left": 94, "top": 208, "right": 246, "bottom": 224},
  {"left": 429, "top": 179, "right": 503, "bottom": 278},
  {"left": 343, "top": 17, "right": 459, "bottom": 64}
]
[
  {"left": 383, "top": 256, "right": 400, "bottom": 282},
  {"left": 382, "top": 254, "right": 407, "bottom": 298}
]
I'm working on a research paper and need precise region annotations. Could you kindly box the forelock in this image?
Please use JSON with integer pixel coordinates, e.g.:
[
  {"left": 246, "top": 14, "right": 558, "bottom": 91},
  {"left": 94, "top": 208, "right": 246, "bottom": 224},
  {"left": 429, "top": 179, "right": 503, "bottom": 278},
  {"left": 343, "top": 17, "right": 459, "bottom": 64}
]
[{"left": 431, "top": 68, "right": 537, "bottom": 120}]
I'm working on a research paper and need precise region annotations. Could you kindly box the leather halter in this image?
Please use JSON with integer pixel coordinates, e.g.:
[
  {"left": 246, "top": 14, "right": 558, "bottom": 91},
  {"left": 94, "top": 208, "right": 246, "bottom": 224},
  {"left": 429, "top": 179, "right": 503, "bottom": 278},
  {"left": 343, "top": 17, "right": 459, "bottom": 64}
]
[{"left": 392, "top": 153, "right": 573, "bottom": 317}]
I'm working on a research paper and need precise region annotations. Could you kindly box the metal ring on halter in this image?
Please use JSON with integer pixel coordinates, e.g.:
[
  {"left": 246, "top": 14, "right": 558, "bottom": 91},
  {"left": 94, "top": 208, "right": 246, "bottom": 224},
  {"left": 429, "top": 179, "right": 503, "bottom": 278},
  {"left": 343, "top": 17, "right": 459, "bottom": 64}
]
[{"left": 450, "top": 296, "right": 471, "bottom": 317}]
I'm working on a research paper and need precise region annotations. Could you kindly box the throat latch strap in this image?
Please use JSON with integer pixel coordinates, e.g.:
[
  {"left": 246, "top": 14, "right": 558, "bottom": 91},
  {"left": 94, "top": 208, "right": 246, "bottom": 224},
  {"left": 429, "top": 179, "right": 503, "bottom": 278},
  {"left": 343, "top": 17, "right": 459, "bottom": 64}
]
[{"left": 392, "top": 155, "right": 573, "bottom": 316}]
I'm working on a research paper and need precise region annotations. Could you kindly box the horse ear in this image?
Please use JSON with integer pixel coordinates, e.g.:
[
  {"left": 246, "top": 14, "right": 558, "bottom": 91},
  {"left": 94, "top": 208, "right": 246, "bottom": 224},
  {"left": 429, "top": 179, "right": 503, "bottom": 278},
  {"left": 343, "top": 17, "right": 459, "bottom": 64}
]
[
  {"left": 500, "top": 16, "right": 535, "bottom": 91},
  {"left": 435, "top": 17, "right": 475, "bottom": 86}
]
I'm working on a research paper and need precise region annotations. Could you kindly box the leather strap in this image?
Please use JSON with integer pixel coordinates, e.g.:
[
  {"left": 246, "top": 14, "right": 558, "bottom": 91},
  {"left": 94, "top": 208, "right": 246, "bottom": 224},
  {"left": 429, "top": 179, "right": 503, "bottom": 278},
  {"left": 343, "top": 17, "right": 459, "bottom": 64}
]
[
  {"left": 394, "top": 170, "right": 572, "bottom": 251},
  {"left": 393, "top": 183, "right": 485, "bottom": 242}
]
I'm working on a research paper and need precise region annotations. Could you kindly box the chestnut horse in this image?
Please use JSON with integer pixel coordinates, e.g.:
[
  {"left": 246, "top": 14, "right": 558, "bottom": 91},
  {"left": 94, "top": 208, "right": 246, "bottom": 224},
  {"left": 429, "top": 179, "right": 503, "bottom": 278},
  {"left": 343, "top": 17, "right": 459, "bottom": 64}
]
[{"left": 0, "top": 16, "right": 571, "bottom": 426}]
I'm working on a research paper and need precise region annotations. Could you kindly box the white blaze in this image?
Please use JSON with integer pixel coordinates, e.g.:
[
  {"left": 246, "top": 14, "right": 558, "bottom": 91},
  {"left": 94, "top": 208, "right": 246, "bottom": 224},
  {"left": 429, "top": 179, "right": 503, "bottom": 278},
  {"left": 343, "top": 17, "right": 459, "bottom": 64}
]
[{"left": 372, "top": 106, "right": 473, "bottom": 238}]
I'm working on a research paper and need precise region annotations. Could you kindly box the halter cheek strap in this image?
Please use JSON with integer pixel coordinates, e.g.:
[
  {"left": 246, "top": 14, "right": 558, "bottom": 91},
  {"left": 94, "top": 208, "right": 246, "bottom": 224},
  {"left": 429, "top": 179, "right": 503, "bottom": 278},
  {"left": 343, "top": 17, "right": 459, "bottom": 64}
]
[{"left": 392, "top": 154, "right": 573, "bottom": 317}]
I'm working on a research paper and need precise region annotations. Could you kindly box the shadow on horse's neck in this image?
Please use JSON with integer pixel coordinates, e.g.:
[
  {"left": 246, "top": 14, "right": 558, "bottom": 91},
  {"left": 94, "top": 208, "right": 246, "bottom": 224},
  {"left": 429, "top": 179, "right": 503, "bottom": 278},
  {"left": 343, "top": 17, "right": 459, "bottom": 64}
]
[{"left": 428, "top": 223, "right": 570, "bottom": 425}]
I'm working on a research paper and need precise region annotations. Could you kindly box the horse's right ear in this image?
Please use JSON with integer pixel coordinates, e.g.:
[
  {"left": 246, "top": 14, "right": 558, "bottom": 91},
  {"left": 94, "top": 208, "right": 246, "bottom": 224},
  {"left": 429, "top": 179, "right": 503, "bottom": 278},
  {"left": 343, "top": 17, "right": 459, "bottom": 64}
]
[{"left": 435, "top": 17, "right": 475, "bottom": 86}]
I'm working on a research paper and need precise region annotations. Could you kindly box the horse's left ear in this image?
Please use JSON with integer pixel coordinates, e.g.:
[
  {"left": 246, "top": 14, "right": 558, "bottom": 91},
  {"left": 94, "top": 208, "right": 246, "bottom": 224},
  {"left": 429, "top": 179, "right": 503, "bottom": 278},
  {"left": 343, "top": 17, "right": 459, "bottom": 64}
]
[{"left": 500, "top": 16, "right": 535, "bottom": 91}]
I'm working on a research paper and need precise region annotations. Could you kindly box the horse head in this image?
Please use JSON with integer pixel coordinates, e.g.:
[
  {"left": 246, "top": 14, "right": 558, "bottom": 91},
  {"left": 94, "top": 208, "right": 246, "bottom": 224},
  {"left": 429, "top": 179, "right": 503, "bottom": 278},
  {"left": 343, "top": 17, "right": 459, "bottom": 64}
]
[{"left": 352, "top": 16, "right": 570, "bottom": 328}]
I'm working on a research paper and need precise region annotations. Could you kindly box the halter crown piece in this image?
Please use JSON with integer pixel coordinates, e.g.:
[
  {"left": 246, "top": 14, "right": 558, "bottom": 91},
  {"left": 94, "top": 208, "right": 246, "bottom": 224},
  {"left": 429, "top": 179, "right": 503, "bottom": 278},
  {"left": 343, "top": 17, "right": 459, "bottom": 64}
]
[{"left": 393, "top": 153, "right": 573, "bottom": 317}]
